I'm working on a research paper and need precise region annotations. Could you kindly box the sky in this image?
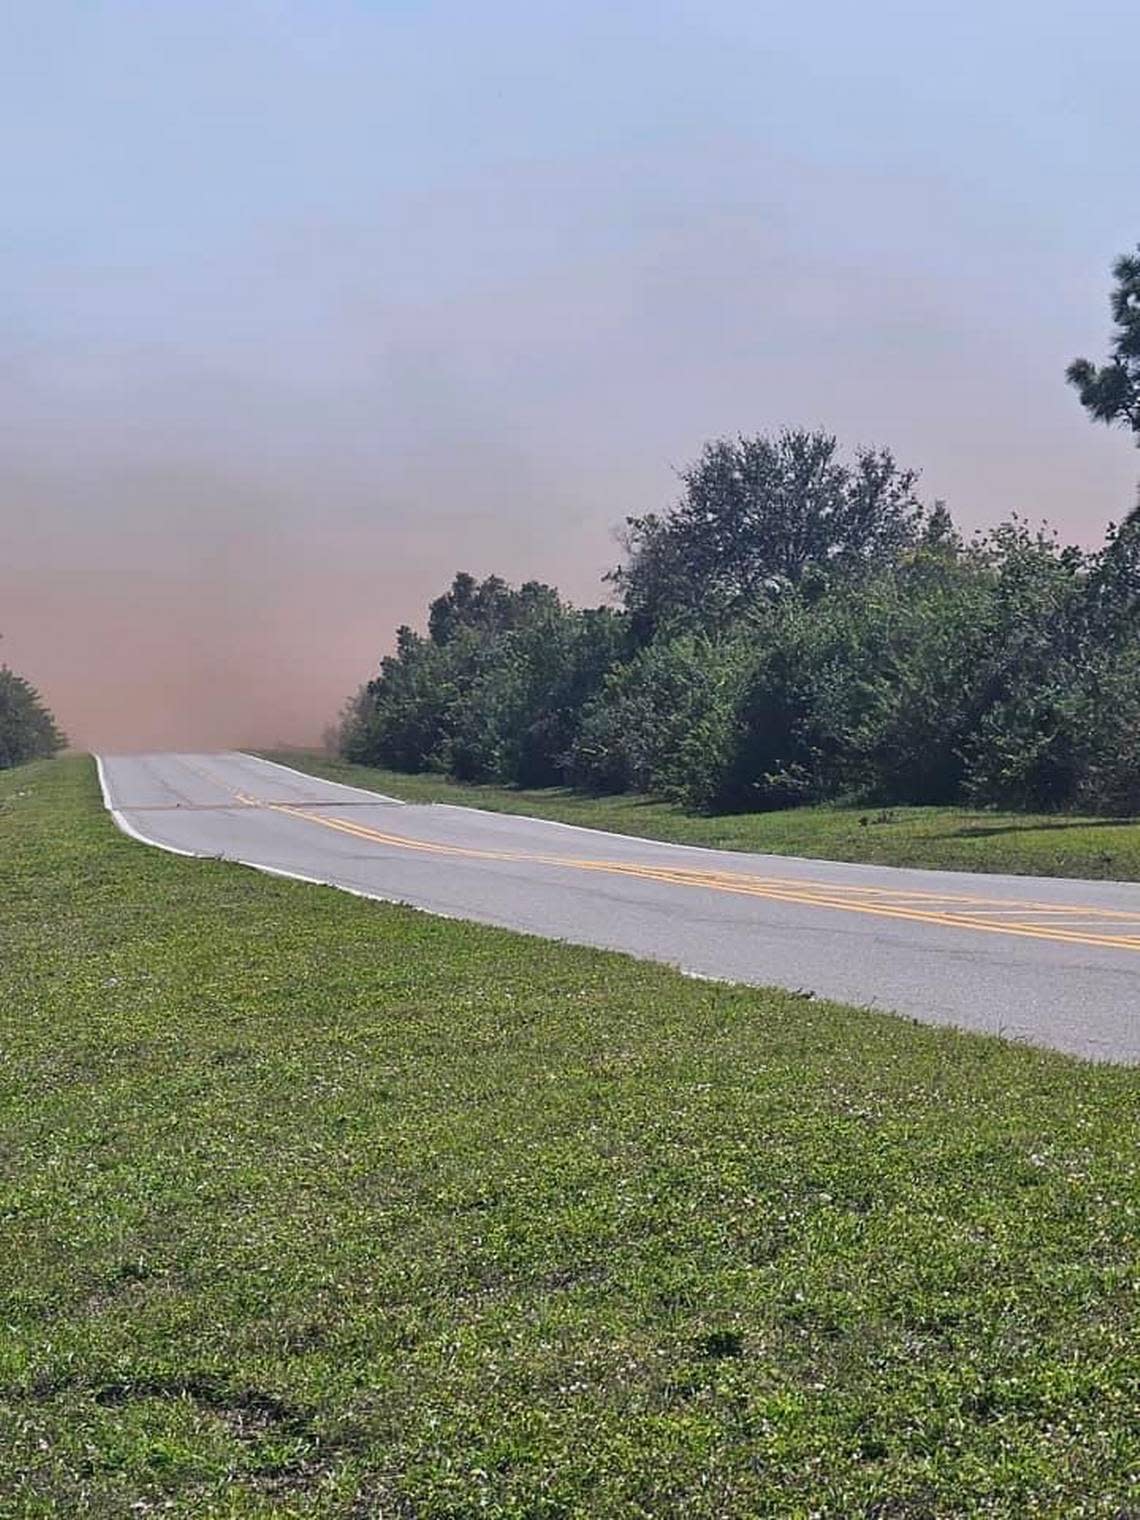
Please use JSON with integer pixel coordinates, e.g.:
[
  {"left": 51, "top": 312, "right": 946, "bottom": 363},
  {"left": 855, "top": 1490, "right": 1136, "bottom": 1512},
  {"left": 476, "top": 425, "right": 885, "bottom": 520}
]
[{"left": 1, "top": 0, "right": 1137, "bottom": 750}]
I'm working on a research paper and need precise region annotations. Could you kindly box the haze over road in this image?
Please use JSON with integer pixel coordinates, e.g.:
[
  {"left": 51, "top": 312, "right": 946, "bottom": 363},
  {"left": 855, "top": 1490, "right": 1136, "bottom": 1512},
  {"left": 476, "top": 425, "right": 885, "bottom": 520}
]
[{"left": 98, "top": 751, "right": 1140, "bottom": 1064}]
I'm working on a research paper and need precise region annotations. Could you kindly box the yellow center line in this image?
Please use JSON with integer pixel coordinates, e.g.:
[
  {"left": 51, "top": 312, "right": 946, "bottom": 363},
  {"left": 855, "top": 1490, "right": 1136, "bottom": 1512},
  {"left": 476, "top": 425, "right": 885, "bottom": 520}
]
[
  {"left": 165, "top": 760, "right": 1140, "bottom": 954},
  {"left": 253, "top": 798, "right": 1140, "bottom": 955}
]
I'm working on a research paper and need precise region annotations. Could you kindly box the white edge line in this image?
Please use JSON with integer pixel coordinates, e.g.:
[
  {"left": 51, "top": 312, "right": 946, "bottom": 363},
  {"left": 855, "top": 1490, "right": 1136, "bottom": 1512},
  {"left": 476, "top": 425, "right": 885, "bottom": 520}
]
[
  {"left": 418, "top": 806, "right": 1140, "bottom": 897},
  {"left": 426, "top": 800, "right": 733, "bottom": 853},
  {"left": 90, "top": 759, "right": 1084, "bottom": 1060},
  {"left": 232, "top": 755, "right": 1139, "bottom": 896},
  {"left": 94, "top": 753, "right": 461, "bottom": 909},
  {"left": 238, "top": 754, "right": 755, "bottom": 857},
  {"left": 235, "top": 750, "right": 406, "bottom": 805},
  {"left": 94, "top": 751, "right": 115, "bottom": 808},
  {"left": 100, "top": 754, "right": 1140, "bottom": 909},
  {"left": 95, "top": 772, "right": 721, "bottom": 968},
  {"left": 94, "top": 755, "right": 707, "bottom": 959},
  {"left": 96, "top": 753, "right": 201, "bottom": 859},
  {"left": 90, "top": 797, "right": 1000, "bottom": 1050}
]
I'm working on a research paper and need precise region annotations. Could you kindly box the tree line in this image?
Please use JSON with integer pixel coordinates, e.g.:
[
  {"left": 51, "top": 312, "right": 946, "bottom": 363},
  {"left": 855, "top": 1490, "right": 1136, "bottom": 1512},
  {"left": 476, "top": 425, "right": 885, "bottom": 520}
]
[{"left": 341, "top": 248, "right": 1140, "bottom": 816}]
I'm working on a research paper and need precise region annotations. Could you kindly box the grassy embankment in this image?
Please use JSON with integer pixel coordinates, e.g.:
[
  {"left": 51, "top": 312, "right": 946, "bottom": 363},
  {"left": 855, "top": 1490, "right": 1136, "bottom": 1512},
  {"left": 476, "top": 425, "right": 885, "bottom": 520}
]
[
  {"left": 3, "top": 756, "right": 1139, "bottom": 1517},
  {"left": 262, "top": 749, "right": 1140, "bottom": 881}
]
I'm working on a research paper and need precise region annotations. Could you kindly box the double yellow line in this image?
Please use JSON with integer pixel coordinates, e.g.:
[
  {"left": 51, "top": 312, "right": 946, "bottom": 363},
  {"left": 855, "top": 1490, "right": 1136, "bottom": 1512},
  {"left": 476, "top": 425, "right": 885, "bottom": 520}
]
[{"left": 214, "top": 782, "right": 1140, "bottom": 956}]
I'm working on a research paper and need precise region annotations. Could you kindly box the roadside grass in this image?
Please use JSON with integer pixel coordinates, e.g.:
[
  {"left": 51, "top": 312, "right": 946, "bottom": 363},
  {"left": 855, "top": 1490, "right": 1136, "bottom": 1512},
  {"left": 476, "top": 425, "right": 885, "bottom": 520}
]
[
  {"left": 261, "top": 750, "right": 1140, "bottom": 882},
  {"left": 3, "top": 757, "right": 1140, "bottom": 1518}
]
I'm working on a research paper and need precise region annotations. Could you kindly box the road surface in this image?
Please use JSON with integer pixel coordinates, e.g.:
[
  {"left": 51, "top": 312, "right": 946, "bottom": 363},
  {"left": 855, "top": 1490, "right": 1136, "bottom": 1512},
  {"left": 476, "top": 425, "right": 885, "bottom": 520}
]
[{"left": 96, "top": 751, "right": 1140, "bottom": 1063}]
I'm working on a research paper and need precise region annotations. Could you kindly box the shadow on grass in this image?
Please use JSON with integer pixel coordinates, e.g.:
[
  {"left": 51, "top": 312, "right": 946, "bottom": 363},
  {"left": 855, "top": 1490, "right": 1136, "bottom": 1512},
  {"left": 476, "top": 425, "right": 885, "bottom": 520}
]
[{"left": 939, "top": 818, "right": 1136, "bottom": 842}]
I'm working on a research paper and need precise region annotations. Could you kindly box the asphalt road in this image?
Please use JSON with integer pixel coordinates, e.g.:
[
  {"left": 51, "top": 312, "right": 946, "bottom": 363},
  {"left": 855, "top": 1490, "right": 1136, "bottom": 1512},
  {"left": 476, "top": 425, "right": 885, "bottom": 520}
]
[{"left": 97, "top": 750, "right": 1140, "bottom": 1063}]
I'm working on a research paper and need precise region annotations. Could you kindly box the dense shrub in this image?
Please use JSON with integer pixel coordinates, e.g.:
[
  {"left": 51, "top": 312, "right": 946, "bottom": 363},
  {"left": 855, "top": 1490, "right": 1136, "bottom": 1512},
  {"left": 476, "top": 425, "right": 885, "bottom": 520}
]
[
  {"left": 340, "top": 578, "right": 627, "bottom": 788},
  {"left": 569, "top": 634, "right": 751, "bottom": 806}
]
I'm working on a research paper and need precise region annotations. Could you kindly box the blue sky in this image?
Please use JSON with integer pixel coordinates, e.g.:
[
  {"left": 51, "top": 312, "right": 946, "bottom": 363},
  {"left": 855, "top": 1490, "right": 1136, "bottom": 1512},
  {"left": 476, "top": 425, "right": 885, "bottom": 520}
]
[{"left": 2, "top": 1, "right": 1137, "bottom": 743}]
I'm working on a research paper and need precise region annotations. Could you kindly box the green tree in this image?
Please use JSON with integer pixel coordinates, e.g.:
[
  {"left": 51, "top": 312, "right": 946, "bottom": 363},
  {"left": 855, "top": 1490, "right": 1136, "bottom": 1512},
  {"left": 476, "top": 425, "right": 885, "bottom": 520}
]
[
  {"left": 1067, "top": 247, "right": 1140, "bottom": 440},
  {"left": 427, "top": 572, "right": 561, "bottom": 646},
  {"left": 0, "top": 666, "right": 66, "bottom": 768},
  {"left": 611, "top": 430, "right": 928, "bottom": 636},
  {"left": 342, "top": 576, "right": 627, "bottom": 788}
]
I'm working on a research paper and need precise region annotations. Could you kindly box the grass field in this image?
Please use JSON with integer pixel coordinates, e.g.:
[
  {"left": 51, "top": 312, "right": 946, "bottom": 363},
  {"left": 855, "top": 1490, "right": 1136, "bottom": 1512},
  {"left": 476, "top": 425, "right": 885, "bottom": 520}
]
[
  {"left": 261, "top": 750, "right": 1140, "bottom": 882},
  {"left": 3, "top": 757, "right": 1139, "bottom": 1517}
]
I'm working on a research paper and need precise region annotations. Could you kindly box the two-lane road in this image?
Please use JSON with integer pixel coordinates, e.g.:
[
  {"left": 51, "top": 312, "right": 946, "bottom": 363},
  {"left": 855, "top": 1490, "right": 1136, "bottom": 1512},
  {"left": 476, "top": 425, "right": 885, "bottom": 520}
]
[{"left": 97, "top": 751, "right": 1140, "bottom": 1062}]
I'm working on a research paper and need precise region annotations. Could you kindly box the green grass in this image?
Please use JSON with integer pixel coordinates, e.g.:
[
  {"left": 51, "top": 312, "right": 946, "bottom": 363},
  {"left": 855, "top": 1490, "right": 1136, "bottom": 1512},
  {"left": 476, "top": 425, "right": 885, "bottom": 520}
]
[
  {"left": 261, "top": 750, "right": 1140, "bottom": 882},
  {"left": 3, "top": 757, "right": 1140, "bottom": 1517}
]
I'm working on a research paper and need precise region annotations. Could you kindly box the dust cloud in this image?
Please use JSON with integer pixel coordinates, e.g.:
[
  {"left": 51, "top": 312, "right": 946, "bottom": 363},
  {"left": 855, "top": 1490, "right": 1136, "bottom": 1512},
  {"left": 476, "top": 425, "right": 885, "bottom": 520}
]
[
  {"left": 2, "top": 288, "right": 1134, "bottom": 754},
  {"left": 0, "top": 452, "right": 618, "bottom": 753},
  {"left": 2, "top": 4, "right": 1136, "bottom": 752}
]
